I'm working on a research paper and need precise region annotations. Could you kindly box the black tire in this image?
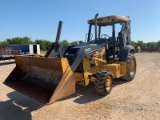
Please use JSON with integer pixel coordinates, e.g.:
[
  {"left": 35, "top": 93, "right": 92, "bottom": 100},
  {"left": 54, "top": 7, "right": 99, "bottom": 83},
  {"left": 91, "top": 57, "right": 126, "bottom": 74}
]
[
  {"left": 121, "top": 54, "right": 136, "bottom": 81},
  {"left": 95, "top": 70, "right": 114, "bottom": 96}
]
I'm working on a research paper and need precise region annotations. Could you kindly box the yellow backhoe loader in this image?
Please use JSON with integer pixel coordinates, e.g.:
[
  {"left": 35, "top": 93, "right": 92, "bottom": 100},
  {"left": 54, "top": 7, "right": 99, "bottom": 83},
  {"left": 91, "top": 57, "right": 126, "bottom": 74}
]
[{"left": 4, "top": 14, "right": 136, "bottom": 104}]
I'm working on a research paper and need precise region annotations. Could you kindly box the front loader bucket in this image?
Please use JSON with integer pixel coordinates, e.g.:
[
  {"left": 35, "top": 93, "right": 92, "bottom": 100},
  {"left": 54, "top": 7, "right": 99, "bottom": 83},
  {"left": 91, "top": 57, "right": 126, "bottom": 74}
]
[{"left": 4, "top": 56, "right": 75, "bottom": 104}]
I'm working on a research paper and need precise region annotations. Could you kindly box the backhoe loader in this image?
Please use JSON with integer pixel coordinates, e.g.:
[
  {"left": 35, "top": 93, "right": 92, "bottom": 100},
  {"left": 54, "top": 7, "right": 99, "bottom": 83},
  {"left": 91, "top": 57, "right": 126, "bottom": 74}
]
[{"left": 4, "top": 14, "right": 136, "bottom": 104}]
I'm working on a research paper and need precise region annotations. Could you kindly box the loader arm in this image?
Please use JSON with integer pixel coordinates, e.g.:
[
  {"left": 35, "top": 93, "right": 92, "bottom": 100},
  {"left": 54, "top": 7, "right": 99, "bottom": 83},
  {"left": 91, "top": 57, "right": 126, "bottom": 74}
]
[{"left": 69, "top": 49, "right": 86, "bottom": 72}]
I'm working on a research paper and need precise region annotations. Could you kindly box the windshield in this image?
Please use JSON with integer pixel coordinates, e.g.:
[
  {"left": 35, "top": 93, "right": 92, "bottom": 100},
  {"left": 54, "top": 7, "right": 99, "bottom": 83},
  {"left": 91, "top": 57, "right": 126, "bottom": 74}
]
[{"left": 87, "top": 24, "right": 123, "bottom": 41}]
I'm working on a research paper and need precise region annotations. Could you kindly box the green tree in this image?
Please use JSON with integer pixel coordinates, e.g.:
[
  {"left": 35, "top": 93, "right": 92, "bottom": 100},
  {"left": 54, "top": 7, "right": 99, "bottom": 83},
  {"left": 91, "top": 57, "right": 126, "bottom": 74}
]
[
  {"left": 44, "top": 40, "right": 52, "bottom": 50},
  {"left": 0, "top": 41, "right": 9, "bottom": 47},
  {"left": 70, "top": 41, "right": 78, "bottom": 46},
  {"left": 157, "top": 40, "right": 160, "bottom": 48},
  {"left": 147, "top": 42, "right": 157, "bottom": 48},
  {"left": 22, "top": 36, "right": 34, "bottom": 44},
  {"left": 143, "top": 43, "right": 147, "bottom": 48},
  {"left": 6, "top": 36, "right": 33, "bottom": 45},
  {"left": 35, "top": 40, "right": 52, "bottom": 51},
  {"left": 131, "top": 41, "right": 138, "bottom": 48},
  {"left": 61, "top": 40, "right": 70, "bottom": 46},
  {"left": 131, "top": 40, "right": 136, "bottom": 45},
  {"left": 137, "top": 40, "right": 144, "bottom": 48},
  {"left": 79, "top": 40, "right": 84, "bottom": 44}
]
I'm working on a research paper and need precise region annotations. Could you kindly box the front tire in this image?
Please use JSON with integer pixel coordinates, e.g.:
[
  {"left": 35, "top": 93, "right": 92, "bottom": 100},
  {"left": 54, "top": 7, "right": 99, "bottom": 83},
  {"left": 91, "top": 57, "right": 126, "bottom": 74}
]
[
  {"left": 121, "top": 54, "right": 136, "bottom": 81},
  {"left": 95, "top": 70, "right": 114, "bottom": 96}
]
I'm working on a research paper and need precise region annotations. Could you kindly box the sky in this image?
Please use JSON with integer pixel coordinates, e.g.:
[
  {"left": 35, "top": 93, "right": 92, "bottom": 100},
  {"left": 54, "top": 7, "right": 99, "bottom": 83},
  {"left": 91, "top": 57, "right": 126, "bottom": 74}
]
[{"left": 0, "top": 0, "right": 160, "bottom": 43}]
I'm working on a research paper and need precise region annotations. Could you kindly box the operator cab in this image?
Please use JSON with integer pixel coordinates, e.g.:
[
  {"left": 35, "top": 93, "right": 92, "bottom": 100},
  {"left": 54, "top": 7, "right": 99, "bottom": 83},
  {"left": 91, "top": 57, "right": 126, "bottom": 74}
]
[{"left": 87, "top": 15, "right": 131, "bottom": 61}]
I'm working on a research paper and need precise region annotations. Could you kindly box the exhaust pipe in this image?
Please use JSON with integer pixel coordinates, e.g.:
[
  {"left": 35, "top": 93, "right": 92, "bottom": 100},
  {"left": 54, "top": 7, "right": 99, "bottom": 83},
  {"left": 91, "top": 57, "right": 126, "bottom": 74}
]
[
  {"left": 45, "top": 21, "right": 63, "bottom": 58},
  {"left": 94, "top": 13, "right": 99, "bottom": 41}
]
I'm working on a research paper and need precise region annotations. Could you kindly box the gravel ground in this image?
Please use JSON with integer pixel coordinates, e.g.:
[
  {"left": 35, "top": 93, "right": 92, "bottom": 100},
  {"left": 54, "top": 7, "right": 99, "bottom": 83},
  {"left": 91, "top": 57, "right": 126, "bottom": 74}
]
[{"left": 0, "top": 53, "right": 160, "bottom": 120}]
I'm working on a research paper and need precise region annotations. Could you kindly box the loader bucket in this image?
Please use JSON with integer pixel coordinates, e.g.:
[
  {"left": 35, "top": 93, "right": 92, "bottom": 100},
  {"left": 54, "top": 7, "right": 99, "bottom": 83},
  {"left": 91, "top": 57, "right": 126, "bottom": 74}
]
[{"left": 4, "top": 56, "right": 75, "bottom": 104}]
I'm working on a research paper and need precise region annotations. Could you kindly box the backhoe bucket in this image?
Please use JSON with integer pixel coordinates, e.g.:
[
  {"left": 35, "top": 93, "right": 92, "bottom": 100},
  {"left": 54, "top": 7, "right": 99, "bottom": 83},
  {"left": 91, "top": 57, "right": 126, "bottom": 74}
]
[{"left": 4, "top": 56, "right": 75, "bottom": 104}]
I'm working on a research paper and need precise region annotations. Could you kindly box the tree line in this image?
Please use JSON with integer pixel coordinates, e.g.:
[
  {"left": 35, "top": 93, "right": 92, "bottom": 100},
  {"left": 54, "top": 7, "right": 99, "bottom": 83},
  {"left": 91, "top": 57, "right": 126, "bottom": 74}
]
[
  {"left": 0, "top": 37, "right": 160, "bottom": 50},
  {"left": 0, "top": 37, "right": 83, "bottom": 51},
  {"left": 131, "top": 40, "right": 160, "bottom": 48}
]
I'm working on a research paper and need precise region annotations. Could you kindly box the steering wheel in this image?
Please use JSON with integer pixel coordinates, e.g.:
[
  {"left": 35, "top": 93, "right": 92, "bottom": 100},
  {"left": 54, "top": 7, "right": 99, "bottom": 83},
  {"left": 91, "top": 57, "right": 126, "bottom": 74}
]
[{"left": 101, "top": 34, "right": 110, "bottom": 39}]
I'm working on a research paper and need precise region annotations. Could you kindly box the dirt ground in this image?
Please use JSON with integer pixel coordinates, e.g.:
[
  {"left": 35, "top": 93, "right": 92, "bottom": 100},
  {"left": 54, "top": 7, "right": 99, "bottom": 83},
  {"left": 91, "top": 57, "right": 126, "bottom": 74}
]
[{"left": 0, "top": 53, "right": 160, "bottom": 120}]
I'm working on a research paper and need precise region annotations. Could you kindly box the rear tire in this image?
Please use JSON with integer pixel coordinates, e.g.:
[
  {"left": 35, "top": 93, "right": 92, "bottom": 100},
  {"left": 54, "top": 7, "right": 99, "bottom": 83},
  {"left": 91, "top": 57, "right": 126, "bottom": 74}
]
[
  {"left": 121, "top": 54, "right": 136, "bottom": 81},
  {"left": 95, "top": 70, "right": 114, "bottom": 96}
]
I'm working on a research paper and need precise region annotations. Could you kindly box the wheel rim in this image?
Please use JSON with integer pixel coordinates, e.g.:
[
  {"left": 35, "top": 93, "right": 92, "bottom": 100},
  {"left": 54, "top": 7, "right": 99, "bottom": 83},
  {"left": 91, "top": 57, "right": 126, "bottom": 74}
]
[
  {"left": 130, "top": 60, "right": 135, "bottom": 75},
  {"left": 105, "top": 76, "right": 112, "bottom": 91}
]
